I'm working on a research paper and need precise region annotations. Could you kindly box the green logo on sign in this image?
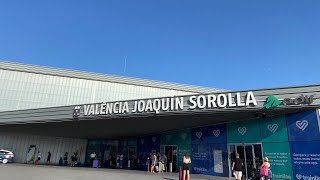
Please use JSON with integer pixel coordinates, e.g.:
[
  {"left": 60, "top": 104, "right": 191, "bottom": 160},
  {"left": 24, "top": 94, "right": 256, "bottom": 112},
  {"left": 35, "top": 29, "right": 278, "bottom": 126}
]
[{"left": 264, "top": 95, "right": 281, "bottom": 109}]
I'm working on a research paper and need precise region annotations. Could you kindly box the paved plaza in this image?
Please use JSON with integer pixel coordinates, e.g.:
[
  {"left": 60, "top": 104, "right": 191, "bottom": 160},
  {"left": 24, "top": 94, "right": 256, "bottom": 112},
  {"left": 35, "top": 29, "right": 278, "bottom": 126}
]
[{"left": 0, "top": 164, "right": 230, "bottom": 180}]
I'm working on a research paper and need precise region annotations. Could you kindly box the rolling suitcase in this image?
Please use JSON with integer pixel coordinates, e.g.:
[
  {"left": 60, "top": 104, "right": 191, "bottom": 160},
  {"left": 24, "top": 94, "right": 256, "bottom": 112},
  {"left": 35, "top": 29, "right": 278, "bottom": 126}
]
[{"left": 93, "top": 159, "right": 99, "bottom": 168}]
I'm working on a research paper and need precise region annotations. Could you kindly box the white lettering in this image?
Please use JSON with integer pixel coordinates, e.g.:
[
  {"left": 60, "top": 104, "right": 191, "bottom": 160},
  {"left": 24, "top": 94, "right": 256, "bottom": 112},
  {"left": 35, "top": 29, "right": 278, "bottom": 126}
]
[
  {"left": 246, "top": 91, "right": 257, "bottom": 106},
  {"left": 207, "top": 95, "right": 217, "bottom": 108},
  {"left": 100, "top": 103, "right": 106, "bottom": 114},
  {"left": 175, "top": 97, "right": 184, "bottom": 110},
  {"left": 236, "top": 92, "right": 245, "bottom": 106},
  {"left": 217, "top": 94, "right": 227, "bottom": 107},
  {"left": 197, "top": 95, "right": 206, "bottom": 109},
  {"left": 153, "top": 99, "right": 161, "bottom": 114},
  {"left": 228, "top": 93, "right": 236, "bottom": 107},
  {"left": 189, "top": 96, "right": 197, "bottom": 109}
]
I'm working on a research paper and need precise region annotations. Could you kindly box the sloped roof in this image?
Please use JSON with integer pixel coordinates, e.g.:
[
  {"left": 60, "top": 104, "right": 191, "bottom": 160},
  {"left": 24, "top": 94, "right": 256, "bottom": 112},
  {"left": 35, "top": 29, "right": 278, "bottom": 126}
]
[{"left": 0, "top": 60, "right": 225, "bottom": 94}]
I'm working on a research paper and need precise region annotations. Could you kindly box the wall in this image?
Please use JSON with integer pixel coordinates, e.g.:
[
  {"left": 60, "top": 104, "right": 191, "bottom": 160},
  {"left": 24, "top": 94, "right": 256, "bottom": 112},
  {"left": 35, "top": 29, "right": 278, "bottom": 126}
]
[
  {"left": 0, "top": 132, "right": 87, "bottom": 165},
  {"left": 84, "top": 109, "right": 320, "bottom": 180}
]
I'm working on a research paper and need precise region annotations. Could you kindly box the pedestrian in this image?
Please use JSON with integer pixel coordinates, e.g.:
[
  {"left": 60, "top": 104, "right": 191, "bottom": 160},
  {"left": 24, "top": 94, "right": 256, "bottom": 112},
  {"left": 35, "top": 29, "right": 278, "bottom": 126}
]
[
  {"left": 46, "top": 152, "right": 51, "bottom": 164},
  {"left": 232, "top": 153, "right": 243, "bottom": 180},
  {"left": 64, "top": 152, "right": 68, "bottom": 166},
  {"left": 146, "top": 153, "right": 151, "bottom": 172},
  {"left": 151, "top": 152, "right": 157, "bottom": 173},
  {"left": 90, "top": 151, "right": 96, "bottom": 167},
  {"left": 182, "top": 152, "right": 191, "bottom": 180},
  {"left": 70, "top": 152, "right": 76, "bottom": 167},
  {"left": 260, "top": 157, "right": 271, "bottom": 180},
  {"left": 163, "top": 154, "right": 167, "bottom": 172},
  {"left": 35, "top": 151, "right": 41, "bottom": 165},
  {"left": 159, "top": 153, "right": 165, "bottom": 173}
]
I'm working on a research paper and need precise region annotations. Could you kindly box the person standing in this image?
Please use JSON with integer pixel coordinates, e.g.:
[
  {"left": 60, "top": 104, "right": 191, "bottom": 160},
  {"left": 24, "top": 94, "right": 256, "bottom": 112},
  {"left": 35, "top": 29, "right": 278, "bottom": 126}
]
[
  {"left": 182, "top": 152, "right": 191, "bottom": 180},
  {"left": 232, "top": 153, "right": 243, "bottom": 180},
  {"left": 46, "top": 152, "right": 51, "bottom": 164},
  {"left": 35, "top": 151, "right": 41, "bottom": 165},
  {"left": 64, "top": 152, "right": 68, "bottom": 166},
  {"left": 260, "top": 157, "right": 271, "bottom": 180},
  {"left": 90, "top": 152, "right": 96, "bottom": 167}
]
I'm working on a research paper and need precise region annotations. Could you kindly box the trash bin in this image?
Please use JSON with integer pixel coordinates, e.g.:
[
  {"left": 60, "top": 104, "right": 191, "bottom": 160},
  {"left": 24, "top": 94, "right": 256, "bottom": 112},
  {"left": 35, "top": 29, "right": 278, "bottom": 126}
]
[{"left": 169, "top": 162, "right": 172, "bottom": 172}]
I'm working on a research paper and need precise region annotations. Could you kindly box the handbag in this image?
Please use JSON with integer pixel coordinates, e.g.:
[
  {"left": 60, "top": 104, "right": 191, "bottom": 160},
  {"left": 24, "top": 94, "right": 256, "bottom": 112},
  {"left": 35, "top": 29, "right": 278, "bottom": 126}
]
[{"left": 260, "top": 165, "right": 268, "bottom": 176}]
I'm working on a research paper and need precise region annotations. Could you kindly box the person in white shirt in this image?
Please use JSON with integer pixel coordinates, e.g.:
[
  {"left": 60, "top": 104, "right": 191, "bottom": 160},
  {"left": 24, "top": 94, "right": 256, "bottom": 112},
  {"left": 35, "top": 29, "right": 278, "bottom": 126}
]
[{"left": 90, "top": 152, "right": 96, "bottom": 167}]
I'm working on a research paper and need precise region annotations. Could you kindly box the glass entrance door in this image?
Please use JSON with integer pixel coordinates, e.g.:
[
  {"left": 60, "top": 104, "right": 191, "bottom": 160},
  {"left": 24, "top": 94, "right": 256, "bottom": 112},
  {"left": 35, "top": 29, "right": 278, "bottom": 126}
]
[
  {"left": 160, "top": 145, "right": 178, "bottom": 172},
  {"left": 228, "top": 144, "right": 263, "bottom": 180}
]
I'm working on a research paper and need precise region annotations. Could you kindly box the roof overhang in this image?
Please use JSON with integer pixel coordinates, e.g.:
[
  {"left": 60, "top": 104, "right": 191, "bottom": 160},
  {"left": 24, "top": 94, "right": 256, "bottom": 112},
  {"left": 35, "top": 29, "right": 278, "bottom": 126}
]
[{"left": 0, "top": 84, "right": 319, "bottom": 139}]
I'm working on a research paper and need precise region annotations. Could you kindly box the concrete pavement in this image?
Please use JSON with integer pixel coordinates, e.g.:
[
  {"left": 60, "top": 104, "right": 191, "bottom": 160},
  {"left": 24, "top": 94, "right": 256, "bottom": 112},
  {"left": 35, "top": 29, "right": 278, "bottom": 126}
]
[{"left": 0, "top": 164, "right": 231, "bottom": 180}]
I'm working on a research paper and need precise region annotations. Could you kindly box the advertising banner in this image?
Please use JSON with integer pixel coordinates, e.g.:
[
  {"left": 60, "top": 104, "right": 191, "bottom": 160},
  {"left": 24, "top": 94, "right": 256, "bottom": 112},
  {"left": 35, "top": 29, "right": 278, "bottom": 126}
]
[
  {"left": 191, "top": 127, "right": 209, "bottom": 145},
  {"left": 177, "top": 129, "right": 191, "bottom": 145},
  {"left": 286, "top": 110, "right": 320, "bottom": 142},
  {"left": 227, "top": 119, "right": 261, "bottom": 143},
  {"left": 260, "top": 115, "right": 289, "bottom": 143},
  {"left": 209, "top": 143, "right": 229, "bottom": 177},
  {"left": 263, "top": 142, "right": 293, "bottom": 180},
  {"left": 178, "top": 144, "right": 192, "bottom": 173},
  {"left": 207, "top": 124, "right": 227, "bottom": 144},
  {"left": 290, "top": 141, "right": 320, "bottom": 180},
  {"left": 191, "top": 143, "right": 210, "bottom": 174},
  {"left": 160, "top": 131, "right": 179, "bottom": 145},
  {"left": 26, "top": 145, "right": 36, "bottom": 163}
]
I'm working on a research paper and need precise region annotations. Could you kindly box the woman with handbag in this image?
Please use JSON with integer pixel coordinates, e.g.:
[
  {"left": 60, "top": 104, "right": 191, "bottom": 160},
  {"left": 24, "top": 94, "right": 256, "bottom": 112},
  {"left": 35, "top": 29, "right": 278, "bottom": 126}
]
[{"left": 260, "top": 157, "right": 271, "bottom": 180}]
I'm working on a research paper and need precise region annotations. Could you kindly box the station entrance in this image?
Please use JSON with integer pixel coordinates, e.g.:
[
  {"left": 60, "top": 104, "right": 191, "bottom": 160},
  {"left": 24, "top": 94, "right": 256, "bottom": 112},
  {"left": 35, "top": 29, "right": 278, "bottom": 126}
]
[
  {"left": 228, "top": 144, "right": 263, "bottom": 180},
  {"left": 160, "top": 145, "right": 178, "bottom": 172}
]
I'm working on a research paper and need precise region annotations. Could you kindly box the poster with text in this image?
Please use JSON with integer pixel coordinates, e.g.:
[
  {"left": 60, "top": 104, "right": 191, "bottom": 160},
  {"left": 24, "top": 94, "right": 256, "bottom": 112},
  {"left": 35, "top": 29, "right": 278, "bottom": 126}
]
[
  {"left": 263, "top": 142, "right": 293, "bottom": 180},
  {"left": 289, "top": 141, "right": 320, "bottom": 180},
  {"left": 286, "top": 110, "right": 320, "bottom": 142},
  {"left": 191, "top": 143, "right": 209, "bottom": 174}
]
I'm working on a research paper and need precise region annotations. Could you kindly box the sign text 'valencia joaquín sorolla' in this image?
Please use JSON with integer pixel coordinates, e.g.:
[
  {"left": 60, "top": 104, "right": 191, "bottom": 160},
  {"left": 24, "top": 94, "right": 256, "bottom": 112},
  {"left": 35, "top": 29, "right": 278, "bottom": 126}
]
[{"left": 81, "top": 91, "right": 257, "bottom": 116}]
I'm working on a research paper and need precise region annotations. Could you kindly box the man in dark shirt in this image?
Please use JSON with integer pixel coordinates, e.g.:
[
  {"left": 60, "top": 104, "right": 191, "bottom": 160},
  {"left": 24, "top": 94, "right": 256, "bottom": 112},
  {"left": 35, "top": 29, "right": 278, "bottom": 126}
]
[{"left": 232, "top": 153, "right": 243, "bottom": 180}]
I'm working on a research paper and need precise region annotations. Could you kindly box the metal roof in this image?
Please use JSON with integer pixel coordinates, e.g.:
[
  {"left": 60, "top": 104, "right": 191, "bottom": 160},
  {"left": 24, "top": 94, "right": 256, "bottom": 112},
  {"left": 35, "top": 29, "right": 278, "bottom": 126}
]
[{"left": 0, "top": 60, "right": 225, "bottom": 94}]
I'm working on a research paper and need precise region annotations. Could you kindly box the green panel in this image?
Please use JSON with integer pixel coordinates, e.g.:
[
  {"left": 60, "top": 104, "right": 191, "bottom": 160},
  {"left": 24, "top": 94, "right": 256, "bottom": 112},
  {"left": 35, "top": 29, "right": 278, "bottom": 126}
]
[
  {"left": 177, "top": 144, "right": 192, "bottom": 173},
  {"left": 262, "top": 142, "right": 293, "bottom": 180},
  {"left": 127, "top": 138, "right": 137, "bottom": 147},
  {"left": 177, "top": 129, "right": 192, "bottom": 145},
  {"left": 227, "top": 119, "right": 261, "bottom": 143},
  {"left": 260, "top": 115, "right": 289, "bottom": 143},
  {"left": 161, "top": 131, "right": 180, "bottom": 145}
]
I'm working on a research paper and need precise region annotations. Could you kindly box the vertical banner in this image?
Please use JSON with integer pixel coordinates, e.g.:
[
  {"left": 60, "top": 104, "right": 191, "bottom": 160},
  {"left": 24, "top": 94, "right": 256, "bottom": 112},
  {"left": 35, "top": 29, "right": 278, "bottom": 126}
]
[
  {"left": 286, "top": 110, "right": 320, "bottom": 142},
  {"left": 209, "top": 143, "right": 229, "bottom": 177},
  {"left": 289, "top": 141, "right": 320, "bottom": 180},
  {"left": 178, "top": 144, "right": 192, "bottom": 173},
  {"left": 191, "top": 143, "right": 209, "bottom": 174},
  {"left": 207, "top": 124, "right": 227, "bottom": 144},
  {"left": 227, "top": 119, "right": 261, "bottom": 143},
  {"left": 263, "top": 142, "right": 293, "bottom": 180},
  {"left": 260, "top": 115, "right": 289, "bottom": 143},
  {"left": 191, "top": 127, "right": 208, "bottom": 145}
]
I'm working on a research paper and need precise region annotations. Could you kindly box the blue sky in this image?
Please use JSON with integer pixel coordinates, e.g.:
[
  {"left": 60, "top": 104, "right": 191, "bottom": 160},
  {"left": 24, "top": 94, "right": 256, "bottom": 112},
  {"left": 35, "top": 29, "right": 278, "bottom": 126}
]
[{"left": 0, "top": 0, "right": 319, "bottom": 90}]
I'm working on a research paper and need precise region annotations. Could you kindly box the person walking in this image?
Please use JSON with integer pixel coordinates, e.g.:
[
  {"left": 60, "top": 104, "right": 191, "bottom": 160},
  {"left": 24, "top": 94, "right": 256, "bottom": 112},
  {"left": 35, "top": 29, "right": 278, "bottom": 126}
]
[
  {"left": 260, "top": 157, "right": 271, "bottom": 180},
  {"left": 151, "top": 152, "right": 157, "bottom": 173},
  {"left": 232, "top": 153, "right": 243, "bottom": 180},
  {"left": 46, "top": 152, "right": 51, "bottom": 164},
  {"left": 182, "top": 152, "right": 191, "bottom": 180}
]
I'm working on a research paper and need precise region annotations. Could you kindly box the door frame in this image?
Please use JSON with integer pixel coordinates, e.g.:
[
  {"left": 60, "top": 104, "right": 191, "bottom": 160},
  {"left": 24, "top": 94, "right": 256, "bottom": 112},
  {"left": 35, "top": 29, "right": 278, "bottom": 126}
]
[{"left": 227, "top": 143, "right": 263, "bottom": 179}]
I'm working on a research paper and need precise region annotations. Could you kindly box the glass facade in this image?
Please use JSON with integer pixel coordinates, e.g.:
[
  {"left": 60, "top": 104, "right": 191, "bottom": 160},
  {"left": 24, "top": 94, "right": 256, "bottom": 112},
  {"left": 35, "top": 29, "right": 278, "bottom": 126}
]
[{"left": 0, "top": 69, "right": 194, "bottom": 111}]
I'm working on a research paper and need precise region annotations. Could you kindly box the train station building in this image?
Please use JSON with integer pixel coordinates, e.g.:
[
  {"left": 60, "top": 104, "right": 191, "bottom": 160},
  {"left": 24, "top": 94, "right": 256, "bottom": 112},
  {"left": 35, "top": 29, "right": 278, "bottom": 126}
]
[{"left": 0, "top": 60, "right": 319, "bottom": 179}]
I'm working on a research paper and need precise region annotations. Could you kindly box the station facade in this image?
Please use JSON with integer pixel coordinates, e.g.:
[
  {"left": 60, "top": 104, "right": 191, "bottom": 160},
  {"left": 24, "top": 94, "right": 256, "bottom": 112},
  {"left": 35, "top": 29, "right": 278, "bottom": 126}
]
[{"left": 0, "top": 61, "right": 319, "bottom": 180}]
